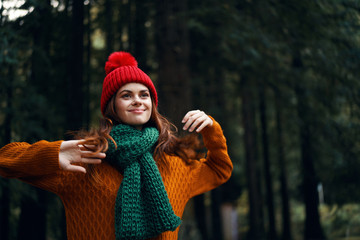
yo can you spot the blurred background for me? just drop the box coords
[1,0,360,239]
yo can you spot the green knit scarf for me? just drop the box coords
[106,124,181,240]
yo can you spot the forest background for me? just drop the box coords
[1,0,360,240]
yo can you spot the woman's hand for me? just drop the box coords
[59,140,106,173]
[182,110,213,133]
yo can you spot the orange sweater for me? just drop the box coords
[0,119,232,240]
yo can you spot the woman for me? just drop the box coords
[0,51,232,240]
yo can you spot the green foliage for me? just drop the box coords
[321,204,360,239]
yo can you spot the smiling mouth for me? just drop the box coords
[129,109,145,113]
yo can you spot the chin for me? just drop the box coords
[128,119,150,127]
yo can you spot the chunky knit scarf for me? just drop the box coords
[106,124,181,240]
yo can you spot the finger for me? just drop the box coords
[183,112,205,131]
[81,158,102,164]
[182,110,201,123]
[61,140,81,151]
[63,164,87,174]
[77,139,87,145]
[188,115,208,132]
[183,111,204,131]
[79,144,98,151]
[77,141,101,151]
[81,151,106,159]
[69,155,103,164]
[182,111,203,129]
[195,119,212,132]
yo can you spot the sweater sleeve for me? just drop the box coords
[188,117,233,198]
[0,140,65,193]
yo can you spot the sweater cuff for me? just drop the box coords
[200,116,226,148]
[36,140,63,172]
[200,116,222,137]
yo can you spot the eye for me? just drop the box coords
[121,93,131,99]
[141,92,150,98]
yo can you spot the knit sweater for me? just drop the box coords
[0,118,232,240]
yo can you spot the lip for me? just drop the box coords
[128,109,146,114]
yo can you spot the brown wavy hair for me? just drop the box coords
[76,94,204,179]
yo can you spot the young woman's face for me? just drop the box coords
[114,83,152,129]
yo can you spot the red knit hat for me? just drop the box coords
[100,51,158,115]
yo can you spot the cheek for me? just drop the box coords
[144,100,152,120]
[115,99,127,114]
[146,99,153,111]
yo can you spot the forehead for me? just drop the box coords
[117,83,149,93]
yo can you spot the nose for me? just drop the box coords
[132,96,142,105]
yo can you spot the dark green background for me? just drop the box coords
[1,0,360,239]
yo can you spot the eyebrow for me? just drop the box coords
[118,89,149,95]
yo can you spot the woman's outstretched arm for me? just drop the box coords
[0,140,105,178]
[0,140,63,179]
[181,111,233,198]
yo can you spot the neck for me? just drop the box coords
[134,125,142,130]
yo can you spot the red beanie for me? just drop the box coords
[100,51,158,116]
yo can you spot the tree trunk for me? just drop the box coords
[17,2,52,239]
[17,190,47,240]
[27,0,52,140]
[66,0,84,133]
[84,0,92,128]
[240,76,265,240]
[209,68,228,240]
[193,195,208,240]
[258,85,277,240]
[117,0,126,51]
[0,64,13,240]
[0,179,10,240]
[105,0,114,55]
[295,87,326,240]
[30,1,51,94]
[293,56,326,240]
[155,0,191,126]
[133,0,149,72]
[210,188,223,240]
[275,93,292,240]
[127,0,134,52]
